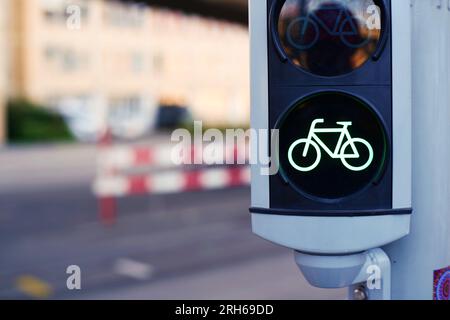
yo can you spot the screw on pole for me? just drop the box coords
[353,286,368,301]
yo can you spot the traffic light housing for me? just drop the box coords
[250,0,412,254]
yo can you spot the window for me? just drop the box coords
[103,2,146,28]
[131,53,145,74]
[41,0,89,24]
[44,46,89,72]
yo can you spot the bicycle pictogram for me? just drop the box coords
[286,3,372,50]
[288,118,374,172]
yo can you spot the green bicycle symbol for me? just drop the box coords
[288,119,374,172]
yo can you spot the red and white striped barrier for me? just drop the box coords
[98,142,249,170]
[94,138,250,225]
[93,166,250,197]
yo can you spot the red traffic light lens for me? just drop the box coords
[277,0,382,76]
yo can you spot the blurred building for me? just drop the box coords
[1,0,249,141]
[0,0,12,144]
[150,10,249,127]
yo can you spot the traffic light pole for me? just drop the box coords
[382,0,450,300]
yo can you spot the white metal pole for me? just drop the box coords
[383,0,450,300]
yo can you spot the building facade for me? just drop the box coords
[0,0,12,144]
[6,0,249,140]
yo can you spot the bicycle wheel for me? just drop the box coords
[288,139,321,172]
[339,17,372,49]
[340,138,374,172]
[286,17,320,51]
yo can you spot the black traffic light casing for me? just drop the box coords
[250,0,412,254]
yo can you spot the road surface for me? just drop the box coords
[0,143,345,299]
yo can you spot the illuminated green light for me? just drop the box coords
[288,119,374,172]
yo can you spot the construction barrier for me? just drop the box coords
[93,137,250,225]
[94,166,250,198]
[97,142,248,170]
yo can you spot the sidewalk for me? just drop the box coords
[83,252,346,300]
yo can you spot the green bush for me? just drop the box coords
[7,99,74,144]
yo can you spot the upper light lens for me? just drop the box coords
[278,0,382,76]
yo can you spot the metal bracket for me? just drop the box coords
[294,248,391,300]
[349,248,391,300]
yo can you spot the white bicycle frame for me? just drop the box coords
[288,118,374,172]
[303,119,359,159]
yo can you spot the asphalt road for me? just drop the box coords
[0,144,345,300]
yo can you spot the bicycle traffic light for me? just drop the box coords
[250,0,412,254]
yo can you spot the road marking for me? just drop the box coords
[16,275,53,299]
[114,258,155,281]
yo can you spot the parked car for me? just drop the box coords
[155,105,193,130]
